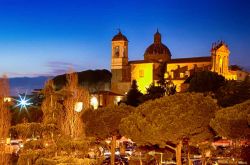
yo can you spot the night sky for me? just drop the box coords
[0,0,250,77]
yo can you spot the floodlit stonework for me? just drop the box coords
[111,30,247,94]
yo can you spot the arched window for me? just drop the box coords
[114,46,119,57]
[219,57,223,73]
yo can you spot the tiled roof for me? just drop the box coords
[169,56,211,63]
[129,60,156,64]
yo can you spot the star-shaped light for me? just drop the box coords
[15,93,32,110]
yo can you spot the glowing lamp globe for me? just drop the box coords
[90,96,98,110]
[74,102,83,112]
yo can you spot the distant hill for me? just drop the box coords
[53,69,112,92]
[9,76,50,96]
[8,69,112,96]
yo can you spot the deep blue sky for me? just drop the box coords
[0,0,249,77]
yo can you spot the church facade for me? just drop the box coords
[110,30,244,95]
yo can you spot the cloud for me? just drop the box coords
[4,72,51,78]
[3,61,85,78]
[45,61,82,76]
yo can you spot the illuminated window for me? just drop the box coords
[171,71,174,78]
[180,73,184,78]
[139,70,144,77]
[4,97,11,103]
[164,73,169,78]
[185,71,190,77]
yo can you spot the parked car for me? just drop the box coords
[104,148,120,157]
[102,156,123,165]
[10,139,23,154]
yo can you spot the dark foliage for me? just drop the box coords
[142,83,165,101]
[125,80,143,107]
[210,100,250,139]
[120,93,219,146]
[11,106,43,125]
[215,77,250,107]
[82,104,134,139]
[229,65,243,71]
[157,62,167,87]
[241,145,250,165]
[188,71,225,93]
[53,69,111,90]
[157,62,176,96]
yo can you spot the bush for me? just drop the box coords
[56,137,90,155]
[17,149,55,165]
[53,156,98,164]
[24,139,44,150]
[35,158,57,165]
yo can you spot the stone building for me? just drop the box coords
[110,30,246,95]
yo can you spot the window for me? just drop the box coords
[180,73,184,78]
[164,73,169,78]
[139,70,144,77]
[185,71,190,77]
[171,71,174,78]
[114,46,119,57]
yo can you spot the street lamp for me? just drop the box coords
[90,96,98,109]
[74,102,83,112]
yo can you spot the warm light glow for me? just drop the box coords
[131,63,154,94]
[4,97,11,103]
[74,102,83,112]
[115,96,122,104]
[105,139,111,144]
[90,96,98,109]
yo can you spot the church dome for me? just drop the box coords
[112,31,128,41]
[144,30,171,62]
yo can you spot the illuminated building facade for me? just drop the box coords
[111,30,246,94]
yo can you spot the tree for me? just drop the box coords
[188,71,225,93]
[229,65,243,71]
[53,69,111,91]
[0,75,11,138]
[210,100,250,140]
[142,83,166,101]
[15,74,92,164]
[125,80,143,107]
[210,100,250,163]
[83,104,134,165]
[41,80,63,141]
[10,122,43,140]
[215,77,250,107]
[157,62,167,87]
[0,75,11,165]
[61,72,89,139]
[11,106,43,125]
[157,62,176,96]
[120,93,219,165]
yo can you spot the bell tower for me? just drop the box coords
[211,41,230,77]
[111,30,130,94]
